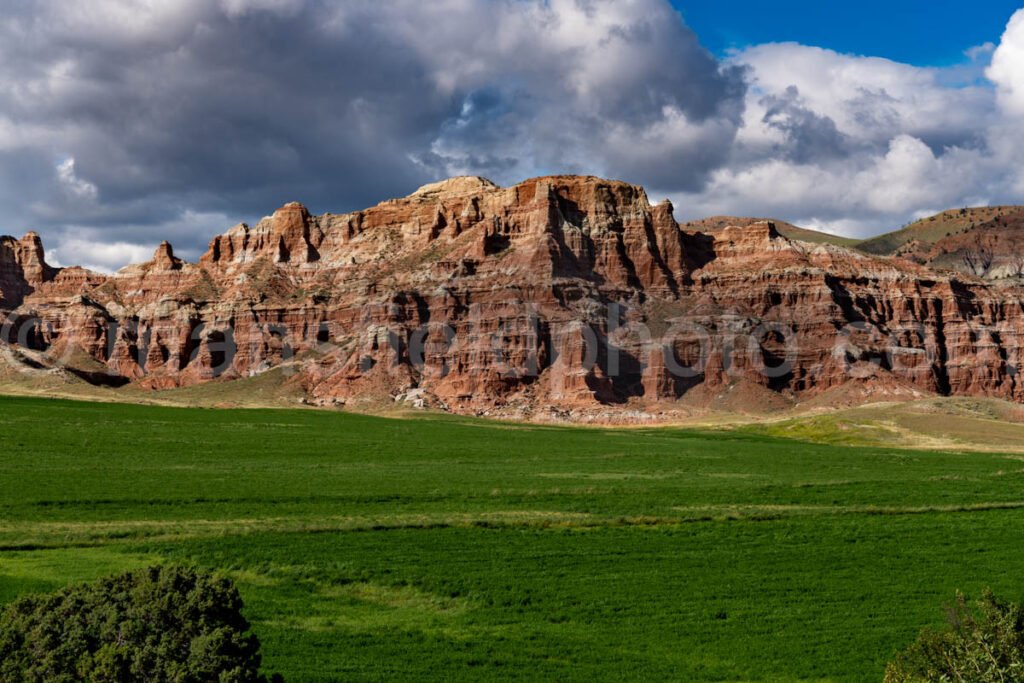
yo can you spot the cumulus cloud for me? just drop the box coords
[49,239,156,274]
[0,0,1022,265]
[757,86,849,164]
[398,0,746,189]
[672,22,1024,238]
[56,158,99,201]
[679,136,994,236]
[0,0,746,267]
[47,209,240,273]
[989,9,1024,115]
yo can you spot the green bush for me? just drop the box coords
[0,565,279,682]
[885,590,1024,682]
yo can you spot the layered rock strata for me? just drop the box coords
[4,175,1024,413]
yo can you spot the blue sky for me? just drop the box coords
[675,0,1022,65]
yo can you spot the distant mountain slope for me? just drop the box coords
[893,208,1024,278]
[682,216,860,247]
[858,206,1024,255]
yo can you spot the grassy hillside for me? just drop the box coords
[857,206,1024,255]
[683,207,1024,260]
[3,397,1024,680]
[683,216,862,248]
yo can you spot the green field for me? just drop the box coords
[2,397,1023,681]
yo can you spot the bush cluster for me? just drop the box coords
[0,565,278,682]
[886,590,1024,682]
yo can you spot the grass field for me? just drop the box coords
[2,396,1024,680]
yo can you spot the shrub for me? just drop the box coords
[0,565,279,683]
[885,590,1024,682]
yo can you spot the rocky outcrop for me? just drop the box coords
[896,210,1024,279]
[5,175,1024,417]
[0,232,55,310]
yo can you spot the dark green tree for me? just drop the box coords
[0,565,280,682]
[886,590,1024,682]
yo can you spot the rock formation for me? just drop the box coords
[4,175,1024,417]
[894,210,1024,279]
[0,232,55,310]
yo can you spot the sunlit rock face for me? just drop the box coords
[5,175,1024,416]
[0,232,55,310]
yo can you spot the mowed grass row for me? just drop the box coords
[1,396,1023,680]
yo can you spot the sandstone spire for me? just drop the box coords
[152,241,182,271]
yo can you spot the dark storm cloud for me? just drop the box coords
[418,0,748,190]
[760,86,849,163]
[0,2,453,215]
[3,1,1021,270]
[0,0,748,269]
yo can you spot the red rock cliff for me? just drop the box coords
[4,175,1024,415]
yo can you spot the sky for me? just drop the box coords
[1,1,1023,272]
[675,1,1024,66]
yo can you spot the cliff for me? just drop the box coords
[3,175,1024,417]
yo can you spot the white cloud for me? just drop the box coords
[989,9,1024,116]
[966,42,996,62]
[670,12,1024,236]
[733,43,995,154]
[49,239,153,274]
[390,0,746,189]
[46,209,234,272]
[56,157,98,201]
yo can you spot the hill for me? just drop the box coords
[682,215,861,247]
[891,208,1024,279]
[857,206,1024,255]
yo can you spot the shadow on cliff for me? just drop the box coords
[680,232,717,271]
